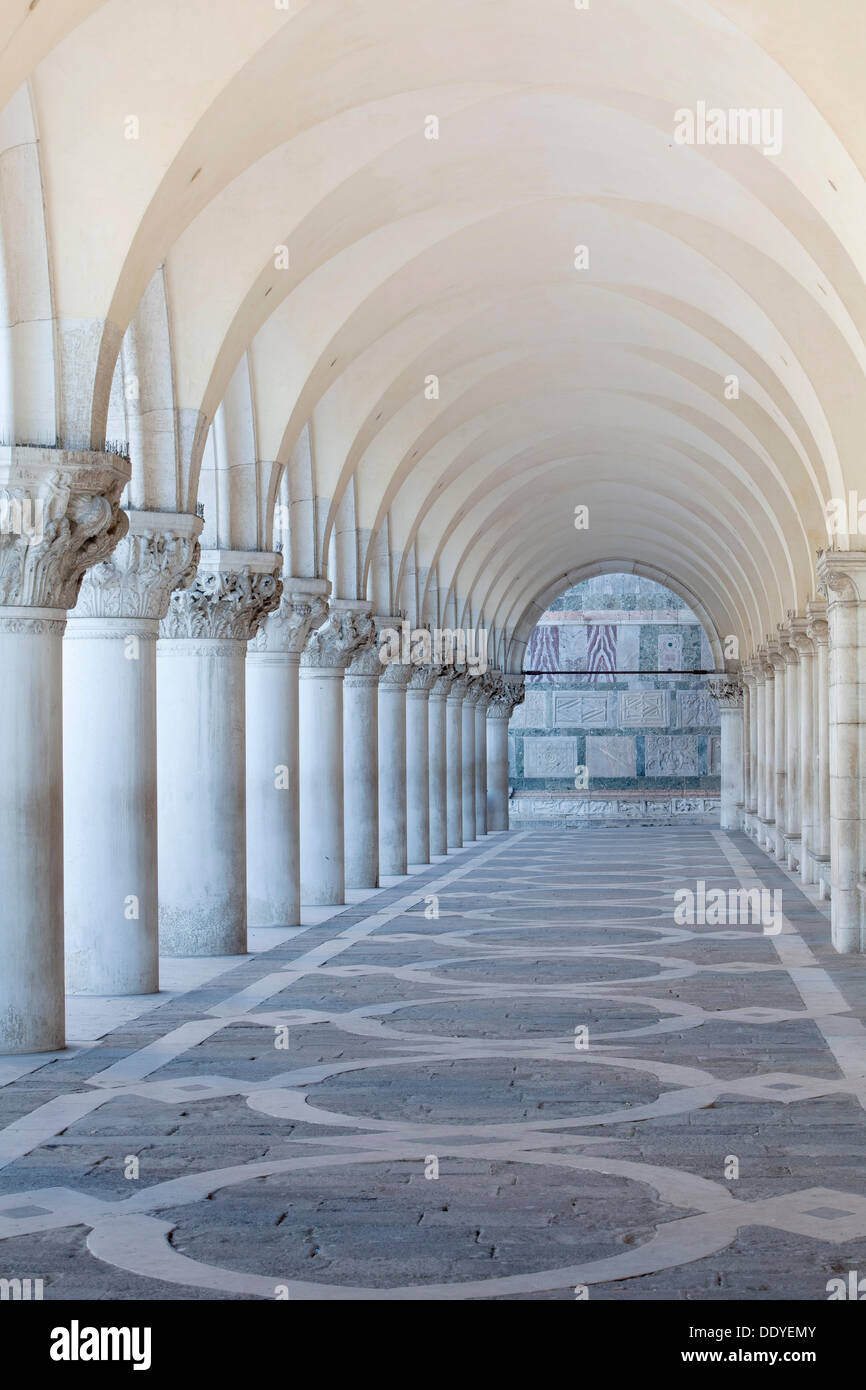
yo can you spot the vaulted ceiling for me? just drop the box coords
[1,0,864,667]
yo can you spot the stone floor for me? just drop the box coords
[3,826,866,1301]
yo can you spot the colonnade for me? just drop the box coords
[712,552,866,956]
[0,492,526,1055]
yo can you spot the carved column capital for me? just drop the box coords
[344,644,383,685]
[406,664,440,694]
[0,445,130,610]
[786,614,814,659]
[766,637,787,674]
[806,597,829,646]
[379,661,413,690]
[161,553,282,641]
[777,619,800,664]
[487,675,525,720]
[301,604,376,670]
[430,667,459,699]
[709,676,744,710]
[754,645,773,681]
[463,676,486,706]
[447,670,474,701]
[72,510,202,621]
[817,550,866,605]
[249,583,329,657]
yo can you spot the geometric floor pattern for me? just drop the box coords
[3,826,866,1300]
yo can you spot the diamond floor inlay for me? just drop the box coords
[2,826,866,1300]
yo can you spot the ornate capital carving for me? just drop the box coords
[709,676,743,709]
[380,661,413,690]
[161,566,282,642]
[806,597,829,646]
[250,589,329,656]
[785,614,813,659]
[765,637,786,673]
[0,446,130,610]
[72,510,202,621]
[301,606,375,669]
[447,671,474,700]
[344,644,383,683]
[430,667,459,698]
[754,646,773,681]
[487,675,525,720]
[777,620,799,663]
[464,677,486,706]
[407,664,440,693]
[817,550,866,605]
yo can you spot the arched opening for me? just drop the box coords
[510,571,722,827]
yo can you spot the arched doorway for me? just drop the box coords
[510,571,722,827]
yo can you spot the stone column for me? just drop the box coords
[158,554,282,955]
[461,679,481,843]
[768,638,787,859]
[446,673,469,848]
[743,662,758,818]
[64,511,201,994]
[299,603,375,906]
[343,634,380,890]
[757,647,776,849]
[817,554,866,953]
[475,675,493,838]
[428,669,454,856]
[808,599,831,887]
[779,622,801,868]
[0,445,129,1052]
[740,668,751,824]
[709,677,743,831]
[754,657,766,829]
[487,676,525,831]
[406,664,437,865]
[789,617,815,885]
[246,584,329,924]
[378,654,412,877]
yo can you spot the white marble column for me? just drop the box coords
[428,670,453,855]
[299,603,375,906]
[757,647,776,849]
[759,647,777,853]
[817,554,866,952]
[487,675,524,832]
[64,512,201,993]
[461,680,481,843]
[768,638,787,859]
[743,663,758,820]
[406,665,437,865]
[475,675,493,838]
[709,677,743,831]
[754,659,766,831]
[246,584,329,923]
[446,673,468,848]
[343,635,380,890]
[158,553,282,955]
[740,670,751,826]
[778,623,801,868]
[0,445,129,1052]
[808,600,831,888]
[378,654,412,877]
[789,618,815,885]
